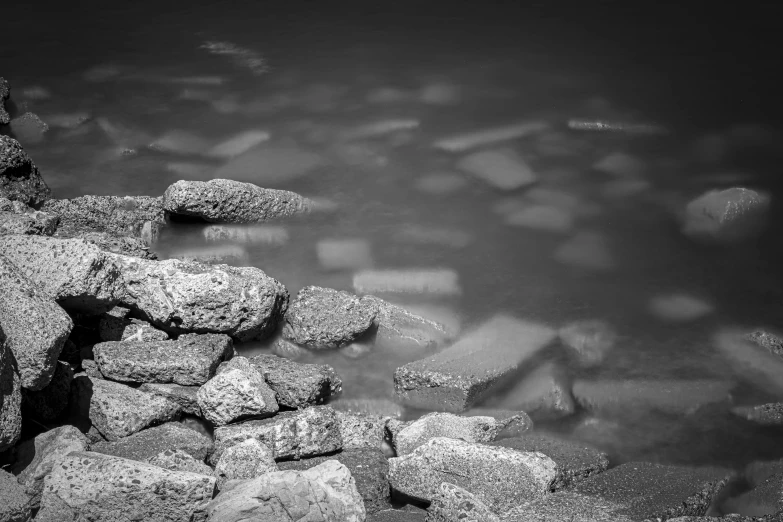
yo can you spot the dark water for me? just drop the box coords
[4,0,783,483]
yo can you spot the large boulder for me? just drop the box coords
[146,449,214,476]
[214,438,278,489]
[682,187,770,244]
[0,135,51,207]
[0,254,73,389]
[113,253,288,341]
[36,451,216,522]
[0,468,32,522]
[394,412,504,456]
[248,353,342,408]
[0,326,22,452]
[90,422,214,463]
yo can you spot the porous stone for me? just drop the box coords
[21,360,73,420]
[336,410,386,450]
[366,296,454,351]
[463,408,535,437]
[0,329,22,452]
[214,438,278,489]
[197,356,278,425]
[0,254,73,389]
[426,482,500,522]
[0,77,9,125]
[0,135,50,206]
[99,306,169,341]
[163,178,312,223]
[90,422,214,462]
[682,187,770,244]
[139,382,202,416]
[395,412,504,456]
[283,286,378,349]
[146,448,214,476]
[370,509,427,522]
[0,468,32,522]
[0,209,58,235]
[36,451,216,522]
[248,353,342,408]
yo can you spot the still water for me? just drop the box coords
[3,0,783,473]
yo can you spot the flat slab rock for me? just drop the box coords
[99,306,169,342]
[90,421,214,462]
[249,353,342,408]
[147,448,215,476]
[214,438,278,489]
[0,134,51,207]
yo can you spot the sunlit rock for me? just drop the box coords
[0,469,32,522]
[494,362,575,418]
[434,121,550,152]
[0,207,57,236]
[554,231,614,271]
[139,383,201,416]
[353,269,461,296]
[90,422,214,463]
[504,204,574,233]
[414,171,468,194]
[208,130,270,158]
[214,438,278,489]
[592,151,646,177]
[145,449,213,476]
[317,238,374,270]
[0,135,51,206]
[248,353,342,408]
[558,319,618,367]
[204,224,289,245]
[457,148,538,190]
[394,412,504,456]
[170,244,250,264]
[681,187,770,244]
[648,293,714,322]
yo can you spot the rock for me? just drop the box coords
[90,422,214,462]
[248,353,342,408]
[0,209,58,235]
[197,356,278,425]
[367,297,454,351]
[150,130,212,155]
[272,337,308,359]
[9,112,49,144]
[353,269,461,296]
[331,398,405,419]
[0,77,9,125]
[0,236,125,314]
[206,459,365,521]
[98,306,169,342]
[0,328,22,452]
[434,121,550,153]
[648,293,714,322]
[395,412,504,456]
[558,319,618,367]
[714,329,783,396]
[114,253,288,341]
[214,438,278,488]
[41,112,91,129]
[394,315,556,412]
[163,178,312,223]
[211,405,342,464]
[393,224,472,249]
[139,383,202,416]
[682,187,770,244]
[21,361,73,420]
[71,374,181,440]
[317,238,374,270]
[388,437,557,515]
[170,244,249,265]
[36,451,216,522]
[12,425,89,508]
[0,254,73,389]
[146,448,214,476]
[0,135,50,207]
[723,471,783,517]
[94,333,233,385]
[457,148,537,190]
[59,230,158,259]
[336,410,386,450]
[490,434,609,489]
[426,482,500,522]
[0,469,32,522]
[494,362,575,419]
[731,403,783,425]
[746,329,783,356]
[283,286,378,349]
[502,491,635,522]
[203,224,289,245]
[414,172,468,195]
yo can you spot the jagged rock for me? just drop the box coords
[0,236,125,314]
[682,187,771,244]
[0,327,22,452]
[139,383,202,416]
[746,329,783,356]
[0,135,50,206]
[36,451,216,522]
[0,209,58,235]
[90,422,214,462]
[98,306,169,341]
[146,448,214,476]
[206,460,365,522]
[9,112,49,144]
[0,254,73,389]
[0,469,32,522]
[197,356,278,425]
[502,491,635,522]
[113,253,288,341]
[0,77,9,125]
[163,178,312,223]
[12,425,89,508]
[333,411,386,451]
[395,412,503,456]
[214,438,278,489]
[21,360,73,420]
[426,482,500,522]
[248,353,342,408]
[283,286,378,349]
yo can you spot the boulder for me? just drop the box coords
[0,77,9,124]
[0,135,50,206]
[283,286,378,349]
[502,491,636,522]
[163,178,312,223]
[337,411,387,451]
[248,353,342,408]
[98,306,169,341]
[214,438,278,489]
[139,383,202,416]
[90,422,214,463]
[426,482,500,522]
[0,469,32,522]
[0,209,58,235]
[21,360,73,420]
[36,451,216,522]
[205,460,365,522]
[198,356,279,425]
[394,412,504,456]
[146,448,214,476]
[0,328,22,452]
[0,254,73,389]
[682,187,770,244]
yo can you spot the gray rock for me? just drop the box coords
[0,77,9,125]
[0,235,125,314]
[90,422,214,462]
[394,315,556,412]
[370,509,427,522]
[248,353,342,408]
[81,358,104,380]
[283,286,378,349]
[337,410,386,450]
[139,383,202,416]
[71,374,181,440]
[114,253,288,341]
[331,398,404,419]
[426,482,500,522]
[212,405,342,464]
[205,460,365,522]
[163,178,312,223]
[682,187,771,244]
[0,328,22,452]
[0,254,73,389]
[0,469,32,522]
[198,356,278,425]
[146,448,214,476]
[745,329,783,357]
[0,209,58,235]
[495,362,575,419]
[558,319,618,367]
[388,437,557,515]
[395,412,504,456]
[9,112,49,144]
[502,491,636,522]
[12,425,89,508]
[59,230,157,259]
[490,434,609,489]
[99,306,169,341]
[0,135,50,207]
[36,451,216,522]
[462,408,534,438]
[366,296,455,351]
[214,438,278,489]
[271,337,308,359]
[731,403,783,426]
[94,333,233,385]
[21,360,73,421]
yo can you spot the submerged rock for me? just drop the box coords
[648,293,714,322]
[682,187,770,244]
[714,328,783,396]
[457,148,538,190]
[317,238,374,270]
[367,296,455,351]
[248,353,342,408]
[427,482,500,522]
[494,362,575,419]
[214,438,278,489]
[434,121,550,153]
[353,269,461,296]
[146,448,214,476]
[9,112,49,144]
[91,421,214,463]
[394,412,504,456]
[558,319,618,367]
[731,403,783,426]
[98,306,169,342]
[0,135,51,207]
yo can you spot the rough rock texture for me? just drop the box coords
[21,360,73,420]
[395,412,504,456]
[731,403,783,425]
[60,230,158,259]
[0,254,73,389]
[12,425,89,508]
[370,509,427,522]
[0,235,125,314]
[490,434,609,490]
[248,353,342,408]
[146,448,214,476]
[90,422,214,462]
[336,411,386,450]
[99,306,169,341]
[212,406,342,464]
[0,209,58,235]
[426,482,500,522]
[388,437,557,515]
[0,328,22,451]
[503,491,636,522]
[71,374,181,440]
[214,438,278,489]
[0,77,9,124]
[497,362,575,419]
[205,460,365,522]
[113,253,288,341]
[0,468,32,522]
[283,286,378,349]
[278,448,391,514]
[682,187,770,244]
[139,382,202,416]
[36,451,216,522]
[94,333,233,385]
[0,135,51,207]
[367,296,455,351]
[163,178,312,223]
[332,398,404,420]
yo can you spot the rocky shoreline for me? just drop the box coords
[2,76,782,522]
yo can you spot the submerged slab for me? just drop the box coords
[457,148,538,190]
[433,121,550,152]
[353,269,461,296]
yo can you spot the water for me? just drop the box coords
[4,0,783,484]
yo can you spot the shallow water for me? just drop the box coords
[4,0,783,479]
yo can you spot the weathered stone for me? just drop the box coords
[203,224,289,245]
[0,235,125,314]
[0,135,50,207]
[0,77,9,125]
[0,468,32,522]
[139,383,202,416]
[206,460,365,522]
[81,358,104,379]
[12,425,89,508]
[163,178,312,223]
[283,286,378,349]
[9,112,49,144]
[426,482,500,522]
[0,254,73,389]
[94,333,233,385]
[366,296,454,351]
[337,410,386,450]
[463,408,535,437]
[99,306,169,341]
[36,451,215,522]
[90,422,214,462]
[0,209,58,235]
[113,253,288,341]
[198,356,278,425]
[558,319,617,367]
[388,437,557,515]
[214,438,278,489]
[71,374,181,441]
[331,398,404,419]
[496,362,575,419]
[682,187,770,244]
[146,448,214,476]
[21,360,73,420]
[395,412,503,456]
[171,244,249,265]
[59,230,158,259]
[212,406,342,464]
[272,337,308,359]
[248,353,342,408]
[0,328,22,452]
[394,315,556,412]
[731,403,783,426]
